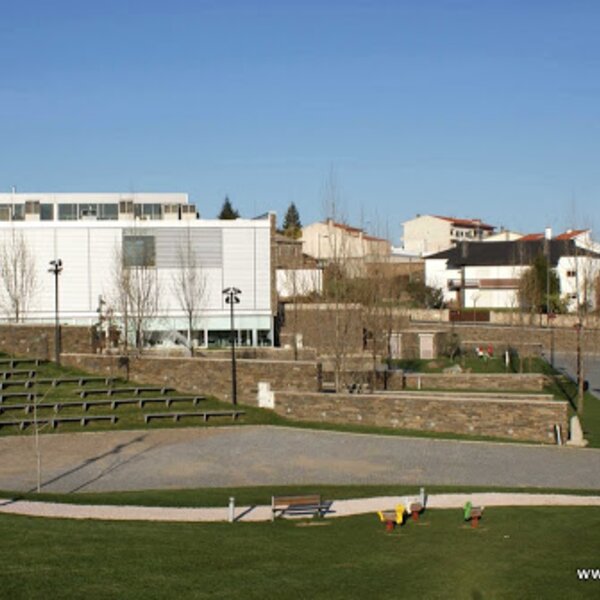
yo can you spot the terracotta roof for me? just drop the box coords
[324,220,390,243]
[434,215,495,230]
[519,233,545,241]
[554,229,588,240]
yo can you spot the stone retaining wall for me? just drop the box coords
[61,353,322,405]
[395,372,546,392]
[0,324,94,359]
[273,391,568,443]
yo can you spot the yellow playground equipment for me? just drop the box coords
[377,504,406,531]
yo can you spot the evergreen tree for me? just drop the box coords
[282,202,302,239]
[218,197,240,220]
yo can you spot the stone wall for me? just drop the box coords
[273,391,568,443]
[61,353,322,405]
[392,372,546,392]
[411,323,600,354]
[0,324,94,359]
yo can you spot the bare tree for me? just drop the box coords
[0,229,37,322]
[171,228,207,354]
[110,241,160,352]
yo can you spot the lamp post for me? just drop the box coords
[48,259,63,365]
[223,287,241,405]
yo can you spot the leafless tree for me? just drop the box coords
[110,243,160,352]
[0,229,37,322]
[171,228,206,354]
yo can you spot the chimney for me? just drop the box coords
[545,227,552,240]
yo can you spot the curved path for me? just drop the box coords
[1,426,599,493]
[1,493,599,523]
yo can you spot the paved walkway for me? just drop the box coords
[1,493,599,523]
[1,426,599,492]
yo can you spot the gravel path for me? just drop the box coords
[1,493,599,523]
[1,426,599,492]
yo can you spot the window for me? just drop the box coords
[119,200,134,214]
[12,204,24,221]
[58,204,77,220]
[79,204,98,218]
[41,204,54,220]
[134,203,162,220]
[123,235,156,267]
[566,270,576,278]
[98,203,118,220]
[0,204,11,221]
[25,200,40,215]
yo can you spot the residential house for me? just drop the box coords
[402,214,496,256]
[425,234,600,311]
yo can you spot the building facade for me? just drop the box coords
[402,214,496,256]
[0,193,274,348]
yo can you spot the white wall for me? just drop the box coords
[0,220,273,333]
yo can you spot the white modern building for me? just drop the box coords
[402,214,496,256]
[0,192,275,348]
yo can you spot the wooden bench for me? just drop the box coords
[138,396,205,409]
[0,392,36,402]
[77,386,174,398]
[143,410,245,424]
[271,494,328,521]
[0,414,118,430]
[48,376,117,387]
[1,369,36,380]
[0,379,38,390]
[0,358,42,368]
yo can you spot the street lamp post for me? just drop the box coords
[223,287,241,405]
[48,259,63,365]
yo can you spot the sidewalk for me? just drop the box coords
[1,493,599,523]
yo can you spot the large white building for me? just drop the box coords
[0,192,275,348]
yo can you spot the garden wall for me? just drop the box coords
[392,372,546,392]
[273,391,568,443]
[61,353,322,405]
[0,324,94,359]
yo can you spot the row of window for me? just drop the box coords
[0,203,197,221]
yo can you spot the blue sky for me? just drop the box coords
[1,0,599,244]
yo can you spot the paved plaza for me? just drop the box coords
[0,426,599,493]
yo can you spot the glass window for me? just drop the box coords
[58,204,77,220]
[98,204,118,220]
[0,204,11,221]
[41,204,54,220]
[123,235,156,267]
[12,204,24,221]
[79,204,98,218]
[257,330,272,347]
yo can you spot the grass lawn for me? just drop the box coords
[0,508,598,599]
[1,484,599,508]
[1,353,598,448]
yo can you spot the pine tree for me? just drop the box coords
[282,202,302,239]
[218,197,240,220]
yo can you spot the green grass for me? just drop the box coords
[390,356,551,374]
[1,353,598,449]
[1,484,598,508]
[0,508,598,599]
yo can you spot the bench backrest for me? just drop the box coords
[272,494,321,508]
